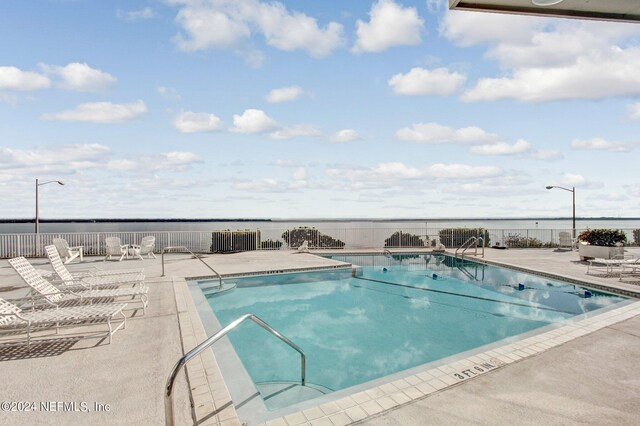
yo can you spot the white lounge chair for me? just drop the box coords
[8,257,149,314]
[45,245,145,289]
[0,297,126,350]
[130,236,156,260]
[587,256,640,275]
[558,232,576,250]
[52,238,84,264]
[620,262,640,281]
[104,237,128,262]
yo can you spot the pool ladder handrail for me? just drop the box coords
[161,245,222,288]
[455,236,485,260]
[165,313,306,426]
[383,249,393,258]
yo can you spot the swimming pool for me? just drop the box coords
[193,253,628,418]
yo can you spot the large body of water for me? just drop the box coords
[2,218,640,234]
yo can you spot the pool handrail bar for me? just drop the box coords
[161,245,222,287]
[383,249,393,258]
[455,236,485,259]
[164,313,306,426]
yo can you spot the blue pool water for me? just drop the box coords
[199,254,627,409]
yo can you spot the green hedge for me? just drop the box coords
[504,233,543,248]
[281,227,345,249]
[438,228,490,248]
[260,239,282,250]
[211,230,260,252]
[384,231,425,247]
[578,229,626,247]
[633,229,640,246]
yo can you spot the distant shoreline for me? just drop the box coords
[2,217,639,224]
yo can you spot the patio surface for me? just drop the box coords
[0,247,638,425]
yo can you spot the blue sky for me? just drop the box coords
[1,0,639,219]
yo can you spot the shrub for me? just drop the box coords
[577,229,627,247]
[633,229,640,246]
[260,239,282,250]
[281,227,345,249]
[384,231,425,248]
[438,228,490,248]
[211,230,260,252]
[504,233,543,248]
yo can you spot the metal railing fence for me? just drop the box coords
[1,227,639,258]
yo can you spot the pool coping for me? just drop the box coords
[174,254,640,426]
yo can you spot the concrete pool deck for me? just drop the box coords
[0,248,639,425]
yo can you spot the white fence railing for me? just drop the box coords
[1,227,638,258]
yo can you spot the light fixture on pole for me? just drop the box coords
[532,0,564,6]
[35,178,64,234]
[545,185,576,238]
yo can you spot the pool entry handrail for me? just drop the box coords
[164,313,306,426]
[455,236,485,259]
[161,245,222,287]
[383,249,393,258]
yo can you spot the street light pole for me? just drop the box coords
[35,178,65,253]
[545,185,576,239]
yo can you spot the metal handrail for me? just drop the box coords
[455,236,485,260]
[165,313,305,426]
[383,249,393,258]
[161,245,222,287]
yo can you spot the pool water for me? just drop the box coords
[200,254,627,409]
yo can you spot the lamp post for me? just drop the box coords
[546,185,575,238]
[35,178,64,234]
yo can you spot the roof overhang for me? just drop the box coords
[449,0,640,23]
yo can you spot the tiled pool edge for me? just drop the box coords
[174,260,640,426]
[173,277,243,426]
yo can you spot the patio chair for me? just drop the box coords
[52,238,84,264]
[0,297,127,350]
[619,262,640,282]
[104,237,128,262]
[130,236,157,260]
[297,240,310,253]
[558,232,576,250]
[45,245,145,289]
[586,256,640,276]
[8,257,149,314]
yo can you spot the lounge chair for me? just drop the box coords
[587,256,640,275]
[45,245,145,289]
[558,232,576,250]
[0,297,126,350]
[8,257,149,314]
[104,237,129,262]
[52,238,84,264]
[620,262,640,282]
[130,236,157,260]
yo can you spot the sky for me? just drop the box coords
[1,0,640,220]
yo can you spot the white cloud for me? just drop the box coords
[570,138,632,152]
[0,144,110,170]
[373,162,424,179]
[395,122,498,144]
[266,86,302,103]
[40,63,116,91]
[172,0,344,57]
[560,173,585,187]
[0,66,50,91]
[628,102,640,121]
[41,100,147,123]
[143,151,202,171]
[442,11,640,102]
[233,178,286,192]
[174,111,225,133]
[292,167,307,181]
[119,7,156,22]
[269,124,321,140]
[106,159,138,171]
[388,67,466,96]
[425,163,501,179]
[470,139,531,156]
[231,109,279,133]
[273,159,300,167]
[158,86,181,99]
[531,149,563,161]
[353,0,423,53]
[331,129,362,143]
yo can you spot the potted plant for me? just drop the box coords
[577,229,626,260]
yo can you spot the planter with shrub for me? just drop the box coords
[577,229,626,260]
[384,231,425,248]
[281,227,345,249]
